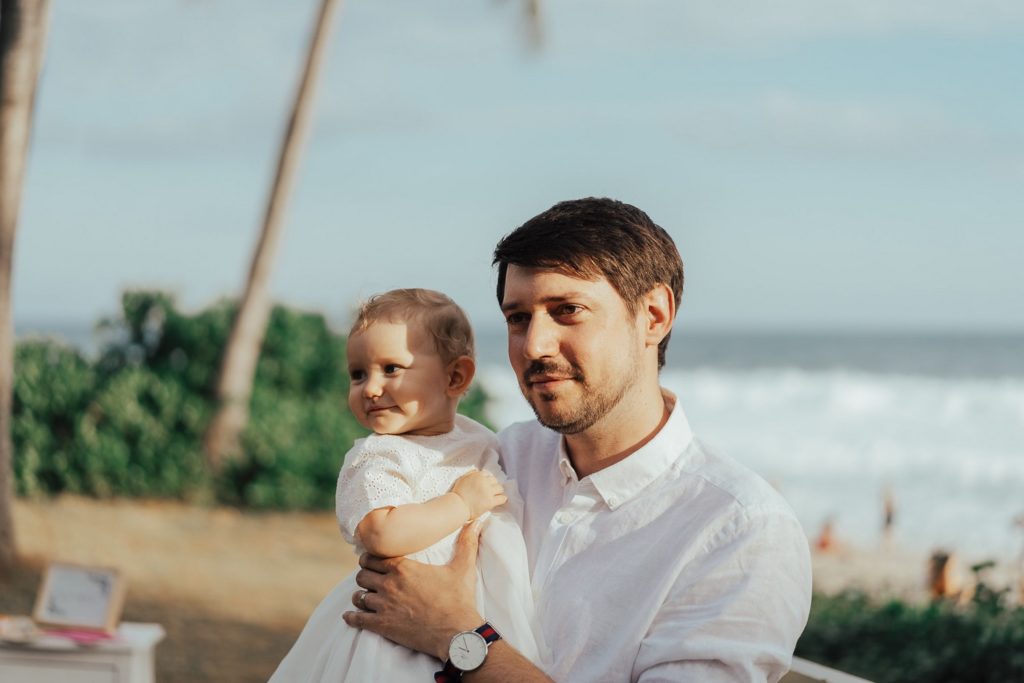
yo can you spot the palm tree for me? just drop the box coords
[523,0,543,52]
[205,0,543,470]
[203,0,341,469]
[0,0,52,570]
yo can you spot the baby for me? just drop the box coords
[269,288,542,682]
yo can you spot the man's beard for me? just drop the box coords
[523,356,639,435]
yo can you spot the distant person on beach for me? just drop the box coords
[269,289,543,682]
[1013,514,1024,603]
[342,198,812,681]
[816,516,837,553]
[882,486,896,547]
[927,549,971,603]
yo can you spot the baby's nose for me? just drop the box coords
[363,377,383,398]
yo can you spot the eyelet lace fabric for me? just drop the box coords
[336,415,506,554]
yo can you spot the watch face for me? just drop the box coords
[449,630,488,671]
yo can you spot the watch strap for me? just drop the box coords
[434,623,502,682]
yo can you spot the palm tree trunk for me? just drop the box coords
[524,0,543,52]
[203,0,341,470]
[0,0,52,571]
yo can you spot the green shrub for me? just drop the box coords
[74,369,209,498]
[797,570,1024,683]
[12,341,95,496]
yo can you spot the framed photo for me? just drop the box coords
[32,561,126,633]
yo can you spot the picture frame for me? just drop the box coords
[32,561,126,633]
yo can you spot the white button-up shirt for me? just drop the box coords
[498,393,812,682]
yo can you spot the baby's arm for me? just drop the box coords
[356,470,507,558]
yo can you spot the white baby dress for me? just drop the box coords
[268,415,543,682]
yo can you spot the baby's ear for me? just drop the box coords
[446,356,476,397]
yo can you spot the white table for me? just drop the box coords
[0,622,165,683]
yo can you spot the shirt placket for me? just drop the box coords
[532,477,599,600]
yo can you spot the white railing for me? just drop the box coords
[781,656,875,683]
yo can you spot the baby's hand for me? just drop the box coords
[451,470,507,519]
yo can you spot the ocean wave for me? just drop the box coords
[478,365,1024,560]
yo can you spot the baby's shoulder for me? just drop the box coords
[344,433,428,472]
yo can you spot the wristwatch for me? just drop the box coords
[433,622,502,682]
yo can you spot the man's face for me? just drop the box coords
[500,265,645,434]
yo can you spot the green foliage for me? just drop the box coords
[12,341,95,496]
[797,568,1024,683]
[75,369,209,498]
[13,290,494,510]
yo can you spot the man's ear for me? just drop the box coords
[641,283,675,349]
[446,356,476,397]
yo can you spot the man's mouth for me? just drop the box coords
[526,373,579,390]
[530,375,570,384]
[524,360,582,388]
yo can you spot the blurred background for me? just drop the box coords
[4,1,1024,681]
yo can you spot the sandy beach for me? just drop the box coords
[810,542,1020,601]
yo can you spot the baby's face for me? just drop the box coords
[346,320,454,436]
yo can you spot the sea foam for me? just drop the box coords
[480,365,1024,560]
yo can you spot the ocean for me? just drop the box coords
[477,329,1024,562]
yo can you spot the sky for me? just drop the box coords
[12,0,1024,337]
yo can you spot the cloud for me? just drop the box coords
[680,0,1024,40]
[664,92,1024,164]
[549,0,1024,48]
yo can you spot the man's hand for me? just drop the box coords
[344,520,485,661]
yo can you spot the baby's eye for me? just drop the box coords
[383,364,402,374]
[349,369,365,382]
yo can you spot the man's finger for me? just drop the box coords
[361,590,379,612]
[451,519,483,572]
[355,568,386,592]
[359,552,397,573]
[342,610,374,630]
[351,589,377,612]
[342,609,390,639]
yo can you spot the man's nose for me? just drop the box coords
[523,317,559,359]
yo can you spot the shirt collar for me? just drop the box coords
[556,390,694,510]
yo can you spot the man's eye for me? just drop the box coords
[349,370,365,382]
[557,304,583,316]
[505,312,528,326]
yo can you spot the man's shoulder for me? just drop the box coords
[496,419,557,470]
[675,437,799,528]
[499,418,561,444]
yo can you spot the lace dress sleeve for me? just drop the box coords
[335,436,424,546]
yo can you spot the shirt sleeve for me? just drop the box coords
[634,507,812,683]
[335,436,424,547]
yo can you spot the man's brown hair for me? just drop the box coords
[350,288,474,365]
[493,197,683,368]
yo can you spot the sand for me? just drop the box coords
[811,539,1021,602]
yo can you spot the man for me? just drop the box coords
[344,198,812,681]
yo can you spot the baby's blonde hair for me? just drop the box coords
[350,289,475,365]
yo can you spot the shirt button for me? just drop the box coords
[607,496,617,507]
[556,512,572,524]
